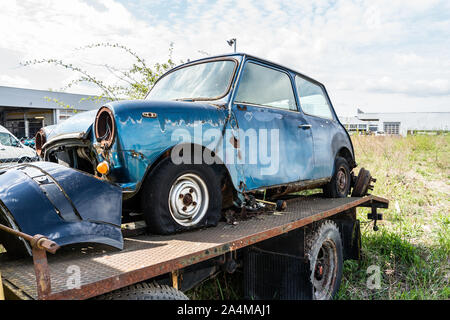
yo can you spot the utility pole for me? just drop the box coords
[227,38,236,53]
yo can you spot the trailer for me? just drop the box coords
[0,194,388,300]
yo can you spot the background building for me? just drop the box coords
[340,109,450,136]
[0,86,104,139]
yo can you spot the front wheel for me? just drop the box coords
[323,156,351,198]
[141,158,222,234]
[96,282,189,300]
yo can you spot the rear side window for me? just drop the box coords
[296,76,333,119]
[235,62,296,111]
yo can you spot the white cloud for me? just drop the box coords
[0,75,30,87]
[0,0,449,114]
[364,77,450,97]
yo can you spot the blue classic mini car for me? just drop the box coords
[0,53,356,255]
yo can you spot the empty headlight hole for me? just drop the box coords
[95,107,115,148]
[35,129,47,157]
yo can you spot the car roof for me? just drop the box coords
[177,53,325,87]
[0,125,11,134]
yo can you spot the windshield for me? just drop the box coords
[0,132,20,147]
[146,60,236,101]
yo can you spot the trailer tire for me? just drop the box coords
[95,282,189,300]
[141,157,222,234]
[305,220,343,300]
[323,156,351,198]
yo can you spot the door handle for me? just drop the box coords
[298,124,312,130]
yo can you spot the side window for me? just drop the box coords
[296,76,333,119]
[10,134,20,147]
[235,62,296,111]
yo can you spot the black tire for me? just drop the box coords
[18,157,32,163]
[323,156,351,198]
[305,220,343,300]
[141,158,222,234]
[95,282,189,300]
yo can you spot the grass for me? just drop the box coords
[336,134,449,299]
[1,135,447,299]
[187,135,450,300]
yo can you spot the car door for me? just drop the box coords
[230,61,314,190]
[295,75,335,179]
[0,139,6,164]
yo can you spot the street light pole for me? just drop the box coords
[227,38,236,53]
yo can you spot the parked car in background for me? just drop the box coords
[20,137,36,148]
[35,53,356,236]
[0,126,38,166]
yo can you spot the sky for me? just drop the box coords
[0,0,449,116]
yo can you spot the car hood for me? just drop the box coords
[22,145,37,157]
[107,99,227,120]
[44,109,98,142]
[44,99,227,143]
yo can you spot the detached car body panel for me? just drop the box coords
[0,162,123,256]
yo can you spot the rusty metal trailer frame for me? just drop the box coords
[0,195,388,300]
[0,272,4,300]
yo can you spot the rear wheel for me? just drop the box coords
[305,221,343,300]
[323,156,351,198]
[141,158,222,234]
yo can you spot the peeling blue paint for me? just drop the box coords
[41,53,354,199]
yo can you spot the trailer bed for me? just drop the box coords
[0,195,388,300]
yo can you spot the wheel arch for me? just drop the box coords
[132,143,237,209]
[335,146,356,169]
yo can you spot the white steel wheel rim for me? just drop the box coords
[168,173,209,227]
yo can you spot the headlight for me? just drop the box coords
[94,107,116,149]
[35,129,46,157]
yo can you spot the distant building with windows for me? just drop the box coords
[0,86,104,139]
[339,109,450,136]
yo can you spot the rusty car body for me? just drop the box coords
[0,53,356,254]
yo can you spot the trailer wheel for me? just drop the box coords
[323,156,351,198]
[95,282,189,300]
[305,221,343,300]
[141,157,222,234]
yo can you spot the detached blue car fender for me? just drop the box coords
[0,162,123,257]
